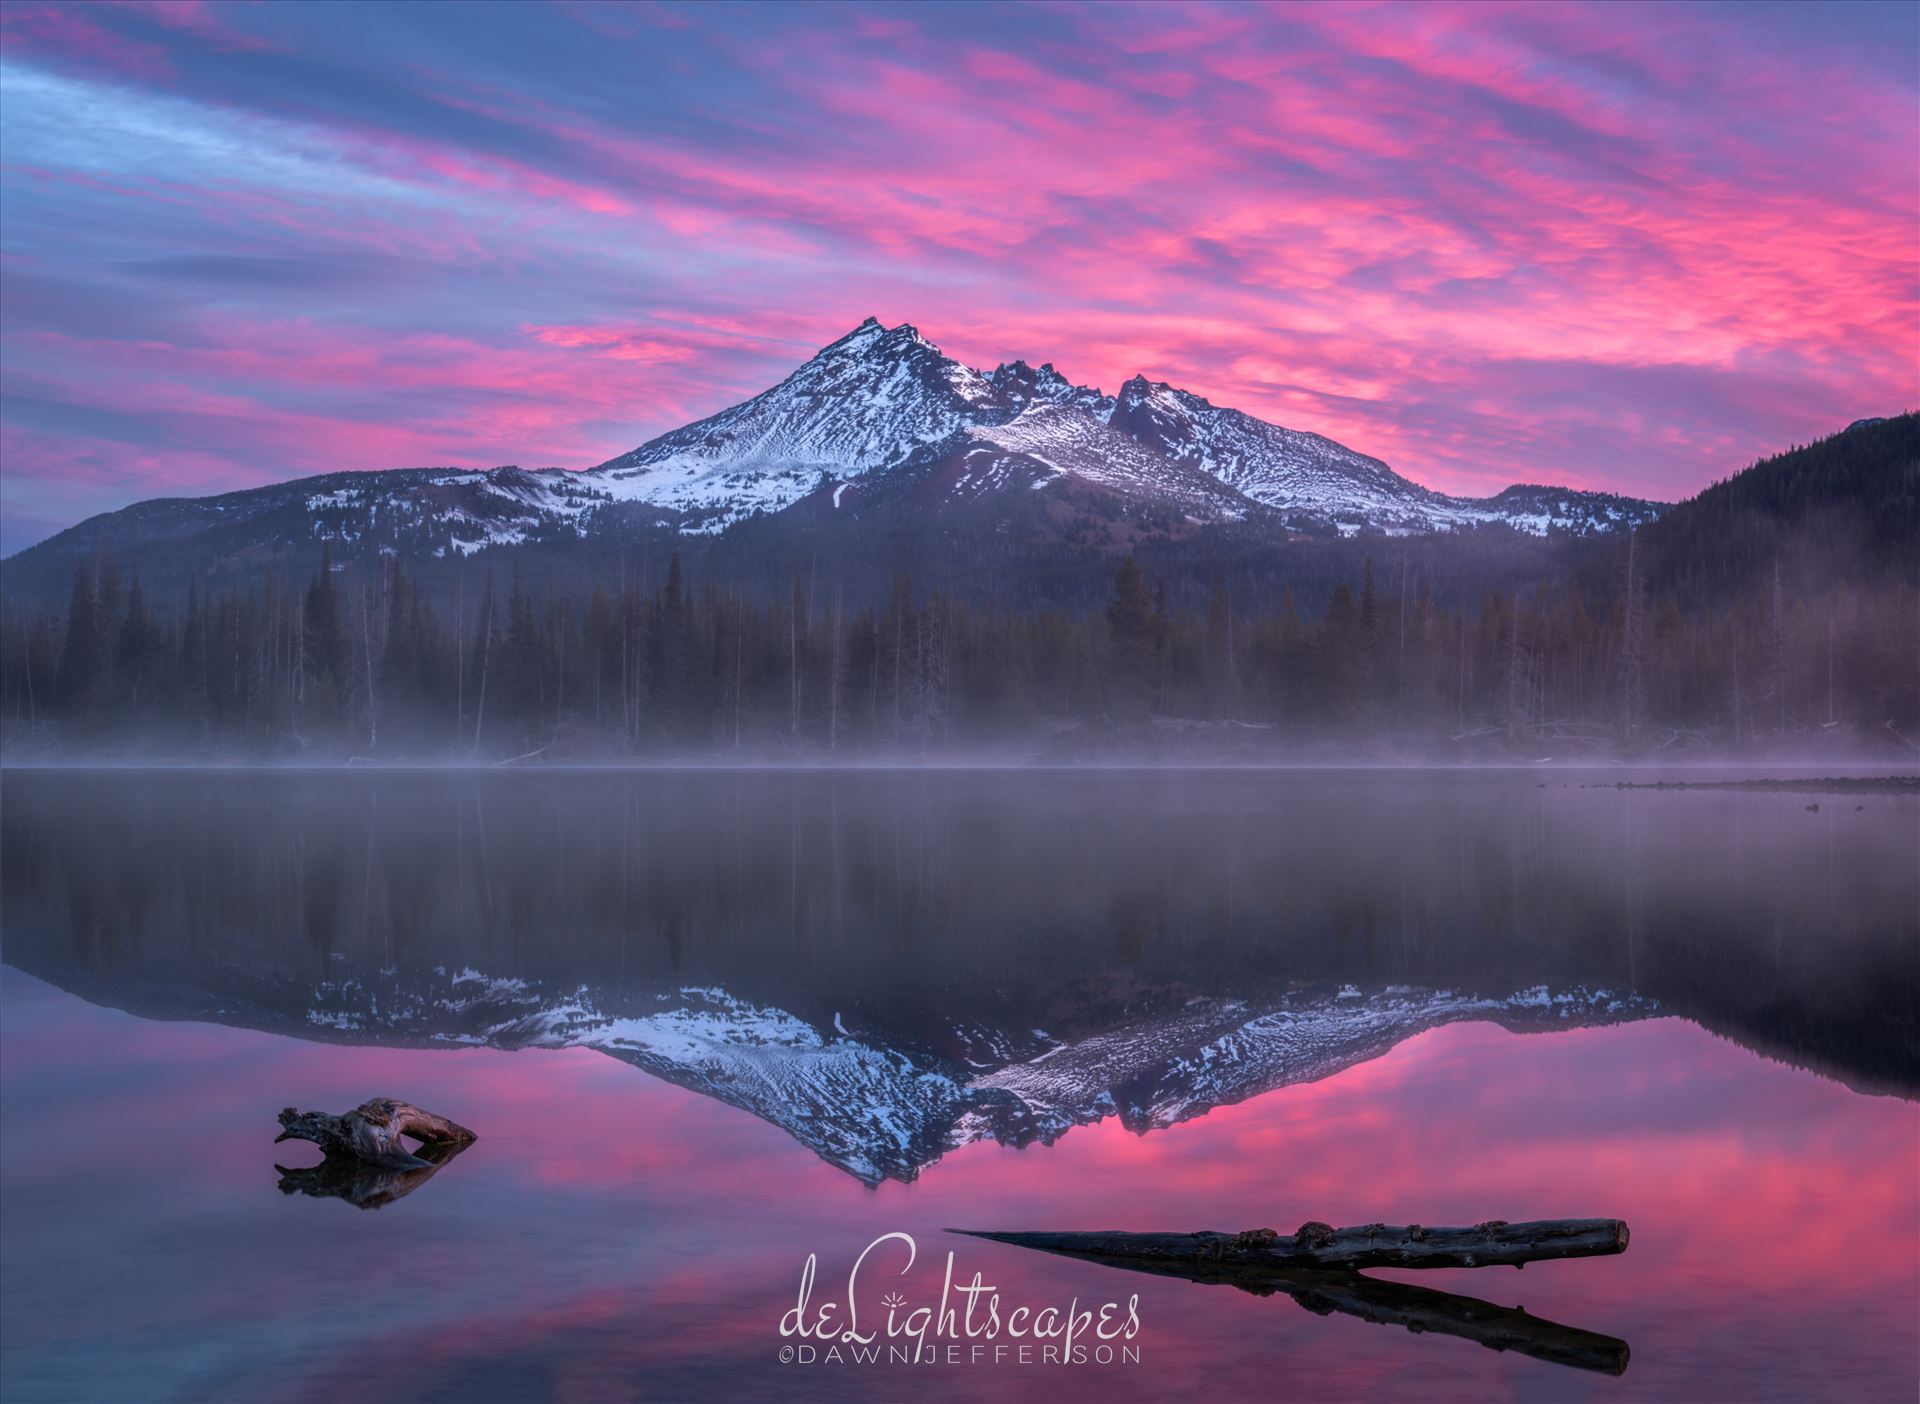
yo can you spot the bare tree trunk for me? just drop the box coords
[472,590,492,752]
[1768,556,1786,733]
[361,584,377,748]
[1397,555,1408,690]
[828,586,844,751]
[892,596,904,740]
[1506,592,1525,741]
[1826,602,1836,725]
[292,600,304,731]
[553,597,565,742]
[1620,529,1644,740]
[20,617,33,724]
[1455,610,1467,732]
[1732,649,1743,745]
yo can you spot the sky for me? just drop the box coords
[0,1,1915,555]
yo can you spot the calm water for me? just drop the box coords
[1,769,1915,1402]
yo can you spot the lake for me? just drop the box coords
[1,769,1915,1402]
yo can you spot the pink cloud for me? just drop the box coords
[2,0,1915,546]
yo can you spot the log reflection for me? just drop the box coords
[274,1139,471,1211]
[963,1234,1631,1376]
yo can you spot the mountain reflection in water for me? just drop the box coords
[2,768,1916,1403]
[3,770,1912,1183]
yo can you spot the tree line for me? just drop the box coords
[3,532,1913,759]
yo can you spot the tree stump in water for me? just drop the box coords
[274,1098,476,1171]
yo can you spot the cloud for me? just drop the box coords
[2,1,1916,549]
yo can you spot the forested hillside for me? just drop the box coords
[3,539,1911,761]
[4,414,1913,761]
[1639,413,1919,598]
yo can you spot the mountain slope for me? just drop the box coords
[1638,411,1920,597]
[591,319,1004,530]
[0,956,1652,1185]
[1106,375,1661,535]
[2,317,1670,600]
[580,321,1661,537]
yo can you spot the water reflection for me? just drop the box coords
[2,967,1915,1401]
[965,1238,1633,1376]
[2,770,1916,1400]
[276,1138,471,1211]
[3,770,1913,1181]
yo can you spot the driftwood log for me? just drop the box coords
[956,1221,1631,1375]
[274,1098,476,1171]
[958,1219,1627,1272]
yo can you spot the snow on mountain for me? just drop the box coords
[1462,483,1663,536]
[460,984,970,1184]
[969,984,1644,1144]
[1102,375,1663,536]
[987,359,1115,418]
[1106,374,1434,527]
[591,318,1003,531]
[274,968,1649,1185]
[6,318,1666,581]
[308,466,607,556]
[581,320,1660,537]
[934,402,1254,519]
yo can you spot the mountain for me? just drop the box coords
[581,317,1664,537]
[285,977,1660,1185]
[1637,411,1920,598]
[1,319,1664,598]
[3,955,1650,1185]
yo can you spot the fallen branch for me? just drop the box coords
[275,1098,477,1171]
[956,1218,1628,1272]
[494,740,555,767]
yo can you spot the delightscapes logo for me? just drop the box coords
[777,1232,1143,1367]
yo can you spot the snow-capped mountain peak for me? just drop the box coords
[1110,373,1209,443]
[6,318,1670,581]
[590,318,1001,529]
[988,360,1112,417]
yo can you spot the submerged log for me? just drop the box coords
[957,1218,1627,1272]
[956,1222,1633,1375]
[274,1098,476,1171]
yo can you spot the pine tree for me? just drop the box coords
[302,546,348,727]
[1205,579,1237,719]
[55,562,102,718]
[1105,555,1157,717]
[116,568,151,710]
